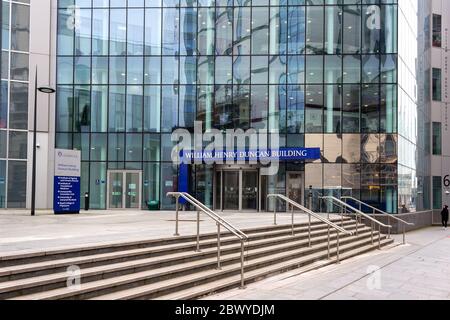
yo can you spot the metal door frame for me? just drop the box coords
[286,171,305,207]
[106,170,142,210]
[214,166,259,212]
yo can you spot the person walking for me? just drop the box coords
[441,205,449,230]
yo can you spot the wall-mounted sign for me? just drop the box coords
[53,149,81,214]
[180,148,321,163]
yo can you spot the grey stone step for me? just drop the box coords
[10,230,386,300]
[0,217,352,268]
[0,219,359,281]
[0,224,370,298]
[90,237,394,300]
[157,238,394,300]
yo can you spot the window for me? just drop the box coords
[432,68,442,101]
[432,122,442,155]
[433,176,442,210]
[432,14,442,47]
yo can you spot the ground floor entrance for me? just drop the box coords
[107,170,142,210]
[214,168,259,212]
[213,166,305,212]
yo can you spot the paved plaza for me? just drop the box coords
[1,210,449,300]
[203,227,450,300]
[0,209,332,254]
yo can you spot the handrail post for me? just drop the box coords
[308,213,311,247]
[291,204,294,236]
[378,224,381,250]
[403,224,406,245]
[273,200,277,226]
[196,210,201,252]
[174,196,180,236]
[387,216,391,239]
[240,240,246,289]
[217,223,221,270]
[355,213,359,237]
[371,221,374,245]
[336,231,340,264]
[327,224,330,259]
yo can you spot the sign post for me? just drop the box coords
[53,149,81,214]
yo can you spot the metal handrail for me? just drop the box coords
[268,194,352,264]
[341,196,414,244]
[320,196,392,250]
[167,192,248,288]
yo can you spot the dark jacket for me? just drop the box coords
[442,208,449,221]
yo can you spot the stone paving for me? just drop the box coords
[0,209,338,254]
[1,210,448,300]
[203,227,450,300]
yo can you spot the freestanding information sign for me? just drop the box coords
[53,149,81,214]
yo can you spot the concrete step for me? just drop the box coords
[0,224,369,298]
[9,230,387,300]
[157,238,394,300]
[91,237,394,300]
[0,220,359,282]
[0,217,352,268]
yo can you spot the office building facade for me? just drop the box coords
[0,0,435,214]
[419,0,450,210]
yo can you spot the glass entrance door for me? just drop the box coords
[287,172,304,207]
[223,171,239,210]
[107,171,142,209]
[242,171,258,210]
[108,172,123,209]
[215,169,259,211]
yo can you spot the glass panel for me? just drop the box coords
[0,160,5,208]
[126,173,141,209]
[92,9,109,55]
[198,7,215,55]
[143,162,160,208]
[109,86,126,132]
[8,131,27,159]
[305,6,323,54]
[287,172,303,206]
[223,171,239,211]
[127,9,144,55]
[9,82,28,129]
[343,5,360,54]
[91,86,108,132]
[7,161,27,208]
[0,81,7,128]
[145,8,162,55]
[10,52,29,81]
[109,172,123,209]
[110,9,127,55]
[75,9,91,55]
[242,171,258,210]
[2,2,10,50]
[11,3,30,52]
[180,7,197,55]
[144,86,161,132]
[162,8,179,55]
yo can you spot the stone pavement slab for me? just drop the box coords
[0,210,339,254]
[203,227,450,300]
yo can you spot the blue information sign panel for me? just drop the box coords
[53,149,81,214]
[54,176,81,213]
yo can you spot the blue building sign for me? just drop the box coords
[53,149,81,214]
[178,148,321,203]
[180,148,321,163]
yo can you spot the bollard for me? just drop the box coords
[84,192,89,211]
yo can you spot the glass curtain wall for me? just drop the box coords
[1,0,30,208]
[56,0,400,212]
